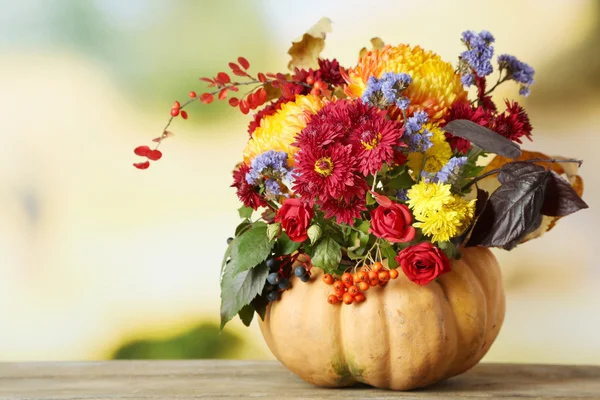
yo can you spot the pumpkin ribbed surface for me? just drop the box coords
[259,246,505,390]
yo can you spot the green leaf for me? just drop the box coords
[380,243,398,268]
[366,192,376,205]
[275,232,301,255]
[235,220,252,237]
[355,220,370,235]
[221,241,233,274]
[387,169,415,190]
[251,295,269,321]
[220,263,269,330]
[238,205,253,219]
[311,237,342,274]
[438,241,461,260]
[232,224,275,275]
[238,304,254,327]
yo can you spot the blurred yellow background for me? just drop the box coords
[0,0,598,363]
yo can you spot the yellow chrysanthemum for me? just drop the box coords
[345,44,467,123]
[407,123,453,174]
[413,195,476,243]
[406,181,454,220]
[243,94,325,166]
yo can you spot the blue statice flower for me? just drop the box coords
[245,150,293,196]
[265,179,282,195]
[433,156,468,183]
[404,110,432,152]
[396,189,409,202]
[459,30,495,86]
[361,72,412,109]
[497,54,535,96]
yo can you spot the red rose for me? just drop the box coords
[395,242,451,285]
[275,199,314,242]
[368,192,416,243]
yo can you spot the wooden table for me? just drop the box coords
[0,361,599,399]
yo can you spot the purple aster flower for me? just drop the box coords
[459,29,496,86]
[497,54,535,97]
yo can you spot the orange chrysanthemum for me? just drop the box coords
[243,94,325,166]
[344,44,467,123]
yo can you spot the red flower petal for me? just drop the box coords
[133,161,150,170]
[134,145,150,157]
[218,89,228,100]
[146,150,162,161]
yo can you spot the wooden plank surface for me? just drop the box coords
[0,361,599,399]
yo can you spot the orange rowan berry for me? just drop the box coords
[341,273,353,286]
[342,293,354,305]
[378,270,390,283]
[333,280,344,292]
[389,269,399,279]
[322,274,334,285]
[372,262,383,272]
[348,286,359,296]
[370,277,379,287]
[353,273,361,283]
[358,281,370,291]
[327,294,339,305]
[379,280,387,287]
[357,271,368,282]
[368,270,378,281]
[354,293,366,303]
[361,265,370,272]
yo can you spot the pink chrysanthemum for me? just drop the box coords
[293,143,359,203]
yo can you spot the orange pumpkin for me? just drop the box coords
[259,246,504,390]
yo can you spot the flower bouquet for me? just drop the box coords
[134,19,588,390]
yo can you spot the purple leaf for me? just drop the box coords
[443,119,522,158]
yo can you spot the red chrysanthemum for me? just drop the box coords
[444,101,493,154]
[491,100,533,144]
[293,143,360,203]
[317,58,347,87]
[320,188,368,225]
[231,163,267,210]
[351,117,404,175]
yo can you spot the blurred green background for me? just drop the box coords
[0,0,598,363]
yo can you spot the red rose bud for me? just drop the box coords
[395,242,451,285]
[369,200,416,243]
[275,199,314,243]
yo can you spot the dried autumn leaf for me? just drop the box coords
[359,37,385,58]
[287,17,332,70]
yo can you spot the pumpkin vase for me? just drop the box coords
[259,246,505,390]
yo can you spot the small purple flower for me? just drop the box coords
[433,157,468,183]
[265,179,282,195]
[459,29,495,86]
[404,111,432,152]
[246,150,292,188]
[497,54,535,97]
[361,72,412,108]
[396,189,409,202]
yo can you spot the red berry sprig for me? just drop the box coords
[132,56,319,170]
